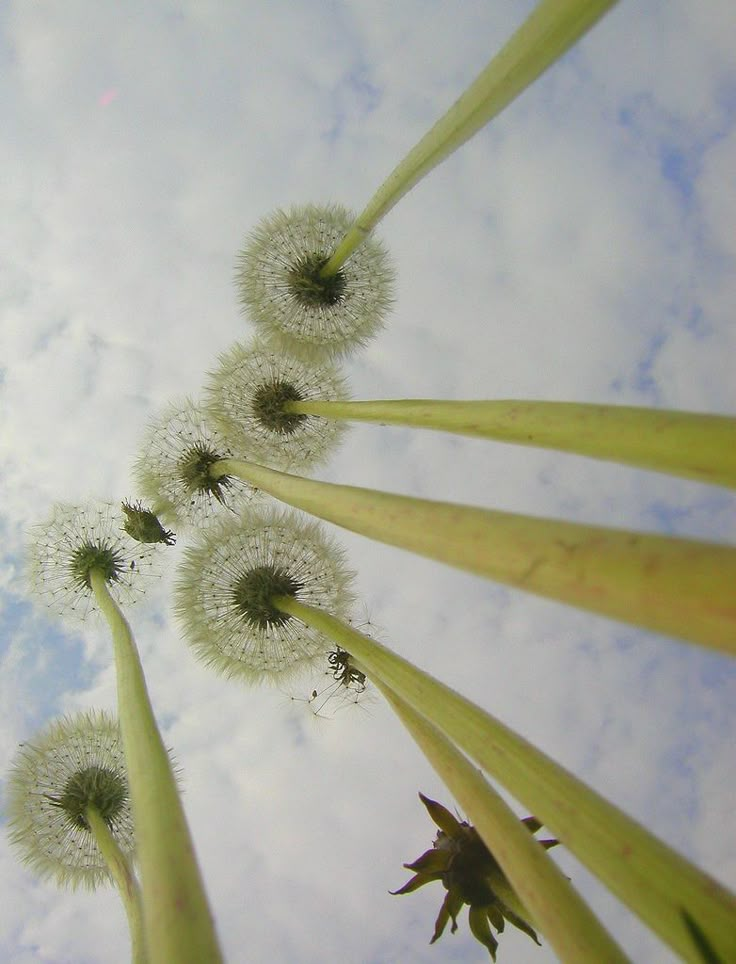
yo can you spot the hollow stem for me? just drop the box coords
[274,597,736,964]
[85,805,148,964]
[283,398,736,489]
[89,570,222,964]
[213,458,736,655]
[376,684,628,961]
[320,0,618,275]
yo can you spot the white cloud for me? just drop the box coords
[1,1,734,962]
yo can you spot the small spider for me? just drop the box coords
[286,648,370,719]
[327,647,366,691]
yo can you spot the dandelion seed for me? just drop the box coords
[285,646,374,720]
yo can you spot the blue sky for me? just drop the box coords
[1,1,735,961]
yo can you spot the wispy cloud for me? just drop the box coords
[1,2,734,961]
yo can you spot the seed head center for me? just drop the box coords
[48,765,128,832]
[252,380,307,435]
[69,541,124,589]
[178,443,232,503]
[287,253,347,308]
[232,565,303,629]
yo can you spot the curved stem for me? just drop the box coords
[274,597,736,964]
[85,805,148,964]
[214,458,736,655]
[90,570,222,964]
[320,0,618,275]
[284,399,736,489]
[376,684,629,962]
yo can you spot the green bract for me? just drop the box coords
[392,794,558,960]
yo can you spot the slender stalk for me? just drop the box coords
[85,805,148,964]
[214,458,736,655]
[320,0,618,275]
[376,682,629,962]
[275,597,736,964]
[90,570,222,964]
[285,398,736,489]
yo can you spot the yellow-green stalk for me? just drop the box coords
[274,597,736,964]
[321,0,619,275]
[378,683,629,962]
[90,571,222,964]
[284,399,736,489]
[212,458,736,655]
[85,806,148,964]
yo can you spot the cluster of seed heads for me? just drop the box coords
[16,197,386,919]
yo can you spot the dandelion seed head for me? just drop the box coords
[133,398,261,530]
[204,339,348,471]
[6,711,135,890]
[235,203,394,363]
[28,501,158,624]
[175,506,355,684]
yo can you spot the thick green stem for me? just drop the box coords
[85,805,148,964]
[90,571,222,964]
[275,597,736,964]
[214,458,736,655]
[376,683,629,962]
[284,399,736,489]
[320,0,618,275]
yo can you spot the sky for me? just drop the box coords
[1,1,735,961]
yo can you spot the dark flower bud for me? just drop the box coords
[121,500,176,545]
[392,793,559,960]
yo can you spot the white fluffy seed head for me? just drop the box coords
[204,338,349,472]
[235,203,395,363]
[6,710,135,890]
[175,506,356,684]
[133,397,262,531]
[27,501,159,625]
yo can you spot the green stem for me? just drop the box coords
[214,458,736,655]
[320,0,618,275]
[90,570,222,964]
[375,683,629,962]
[85,805,148,964]
[284,399,736,489]
[275,597,736,964]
